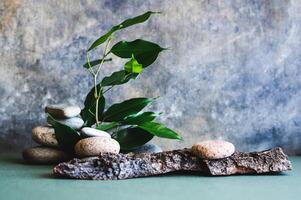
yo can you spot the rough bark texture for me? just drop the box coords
[53,147,292,180]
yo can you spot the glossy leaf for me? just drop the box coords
[103,98,153,122]
[111,127,154,150]
[88,11,159,51]
[81,85,105,126]
[124,54,142,73]
[122,112,158,125]
[110,39,166,67]
[101,70,138,87]
[83,58,112,69]
[95,122,119,131]
[47,114,81,152]
[138,121,182,140]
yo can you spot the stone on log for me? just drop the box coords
[53,147,292,180]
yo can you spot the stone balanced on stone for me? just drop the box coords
[23,104,82,164]
[23,104,123,164]
[23,104,164,164]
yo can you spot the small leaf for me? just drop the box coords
[138,121,182,140]
[95,122,119,131]
[103,97,153,122]
[122,112,158,125]
[110,39,166,68]
[101,70,138,87]
[83,58,112,69]
[124,54,142,73]
[47,114,81,152]
[111,127,154,150]
[88,11,159,51]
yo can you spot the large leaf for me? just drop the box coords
[101,70,138,87]
[122,112,158,125]
[110,39,166,67]
[111,127,154,150]
[47,114,81,152]
[88,11,159,51]
[83,58,112,69]
[103,97,153,122]
[81,85,105,126]
[138,121,182,140]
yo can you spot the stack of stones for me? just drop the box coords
[23,105,82,164]
[23,104,162,164]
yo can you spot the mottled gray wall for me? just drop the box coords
[1,0,301,154]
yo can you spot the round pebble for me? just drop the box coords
[45,104,81,118]
[191,140,235,159]
[47,117,84,130]
[32,126,59,147]
[80,127,111,138]
[74,137,120,158]
[22,147,70,164]
[129,143,162,154]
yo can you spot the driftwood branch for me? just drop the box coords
[53,147,292,180]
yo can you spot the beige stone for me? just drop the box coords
[74,137,120,158]
[22,147,70,164]
[192,140,235,159]
[32,126,59,147]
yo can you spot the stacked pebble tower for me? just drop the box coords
[22,104,120,164]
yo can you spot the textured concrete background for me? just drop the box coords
[0,0,301,154]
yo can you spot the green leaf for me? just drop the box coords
[124,54,142,73]
[88,11,159,51]
[83,58,112,69]
[122,112,158,125]
[95,122,119,131]
[110,39,166,68]
[138,121,182,140]
[47,114,81,152]
[81,85,105,126]
[103,97,153,122]
[101,70,138,87]
[111,127,154,150]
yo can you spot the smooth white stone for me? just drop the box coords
[80,127,111,138]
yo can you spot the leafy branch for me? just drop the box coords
[49,11,182,152]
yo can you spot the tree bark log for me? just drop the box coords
[53,147,292,180]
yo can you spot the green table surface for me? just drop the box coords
[0,153,300,200]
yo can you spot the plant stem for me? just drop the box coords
[96,37,113,75]
[86,53,96,76]
[93,36,113,125]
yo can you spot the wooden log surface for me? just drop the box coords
[53,147,292,180]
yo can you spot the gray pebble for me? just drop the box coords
[130,143,163,154]
[48,117,84,130]
[45,104,81,118]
